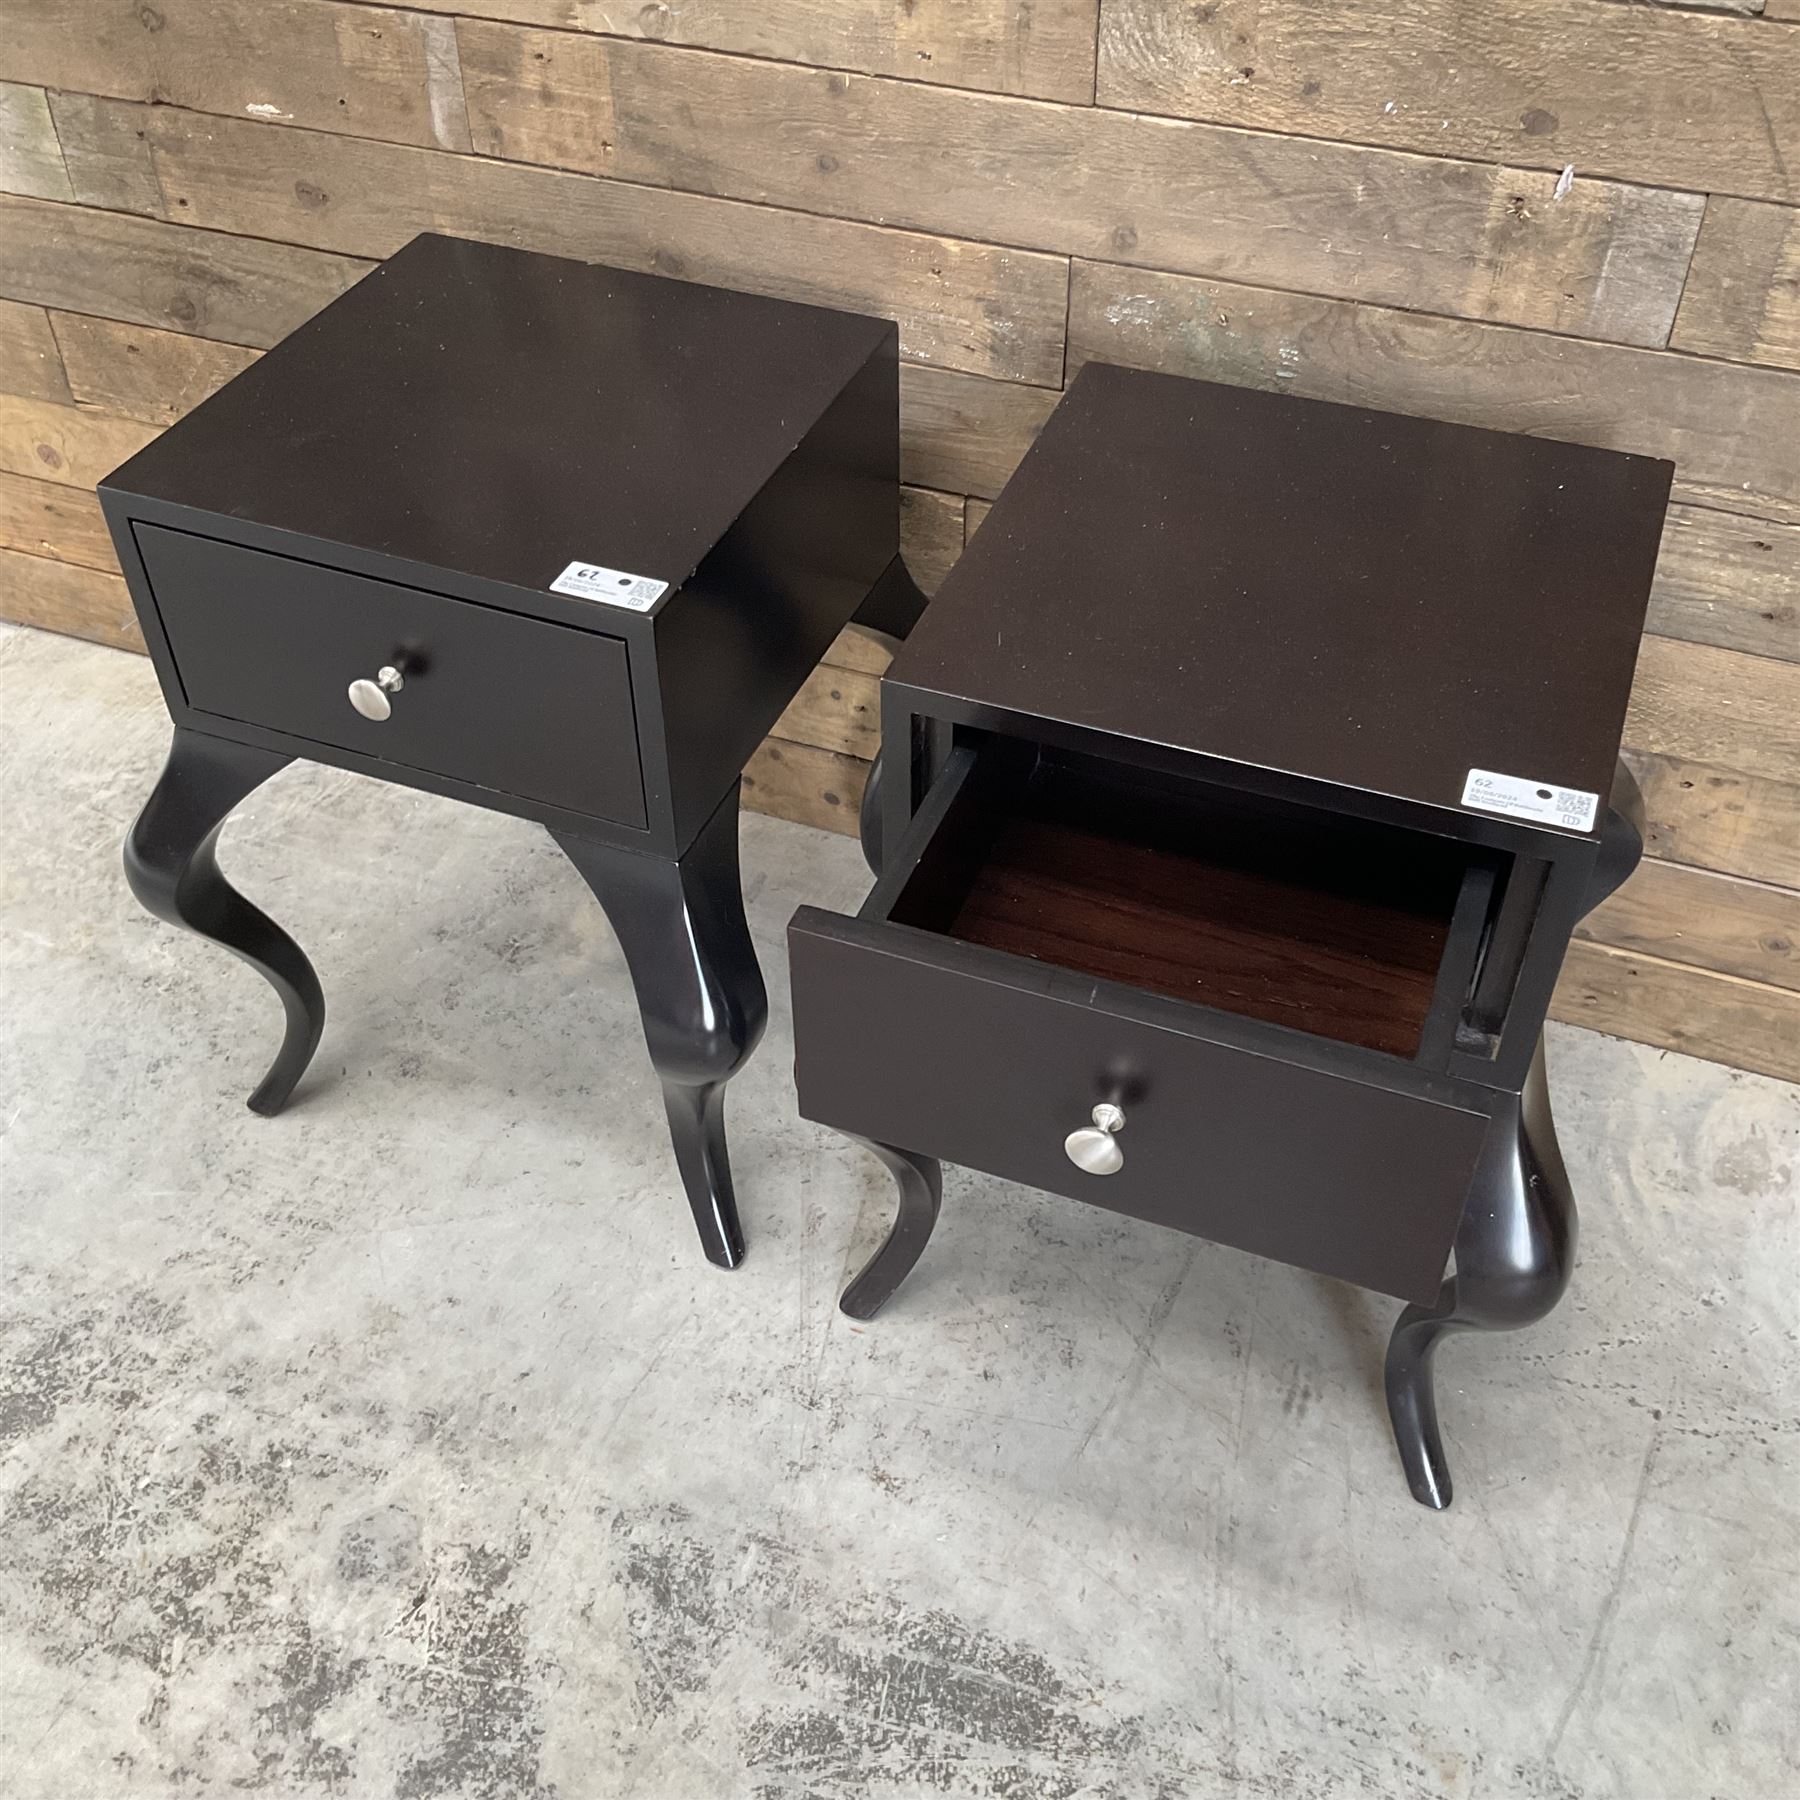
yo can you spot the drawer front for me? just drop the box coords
[137,523,647,829]
[789,913,1491,1303]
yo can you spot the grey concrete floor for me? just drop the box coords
[1,624,1796,1800]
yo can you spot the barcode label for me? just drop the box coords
[549,560,669,610]
[1461,768,1600,832]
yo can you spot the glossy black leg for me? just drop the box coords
[1385,1039,1575,1508]
[1384,758,1640,1508]
[859,746,887,877]
[1587,759,1646,914]
[839,1139,944,1320]
[124,728,324,1115]
[849,553,929,644]
[844,610,908,880]
[551,783,768,1269]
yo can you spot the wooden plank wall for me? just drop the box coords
[1,0,1797,1081]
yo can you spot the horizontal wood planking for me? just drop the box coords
[0,546,139,651]
[0,81,74,203]
[1067,259,1800,518]
[0,300,72,406]
[1627,752,1800,891]
[1672,197,1800,371]
[895,486,966,598]
[1625,637,1800,789]
[6,0,472,152]
[1,3,1792,1082]
[898,367,1056,498]
[0,395,156,491]
[0,193,372,348]
[1578,860,1800,994]
[51,316,261,425]
[742,736,867,836]
[39,97,1068,387]
[1552,940,1800,1084]
[0,473,116,571]
[772,663,880,759]
[343,0,1101,102]
[1647,504,1800,663]
[1672,477,1800,531]
[455,22,1701,347]
[1097,0,1800,208]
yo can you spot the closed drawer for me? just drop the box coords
[789,741,1501,1302]
[136,523,647,829]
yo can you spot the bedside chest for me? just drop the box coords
[789,362,1672,1506]
[104,232,924,1270]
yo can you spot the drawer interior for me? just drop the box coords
[875,741,1513,1064]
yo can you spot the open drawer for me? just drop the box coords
[789,738,1511,1302]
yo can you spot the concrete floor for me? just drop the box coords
[0,624,1795,1800]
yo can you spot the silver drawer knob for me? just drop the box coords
[1064,1103,1125,1175]
[347,665,405,721]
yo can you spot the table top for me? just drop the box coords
[103,233,892,600]
[889,362,1672,833]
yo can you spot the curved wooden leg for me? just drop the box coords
[123,727,324,1116]
[840,1138,943,1321]
[552,784,768,1269]
[1385,1038,1576,1508]
[858,745,887,877]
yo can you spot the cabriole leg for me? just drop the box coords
[123,727,323,1116]
[839,1138,944,1321]
[1385,1039,1575,1508]
[552,784,768,1269]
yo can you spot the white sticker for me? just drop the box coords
[549,560,669,611]
[1461,768,1600,833]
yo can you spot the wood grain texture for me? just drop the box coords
[0,395,156,491]
[896,486,966,597]
[773,663,882,759]
[0,82,74,203]
[0,546,140,651]
[1579,860,1800,993]
[0,193,371,348]
[1625,637,1800,789]
[456,22,1702,346]
[944,792,1458,1060]
[1648,504,1800,663]
[6,0,472,152]
[1628,751,1800,892]
[52,315,261,425]
[0,301,72,406]
[1672,197,1800,372]
[46,97,1068,386]
[1672,477,1800,531]
[899,366,1057,498]
[0,473,117,571]
[741,736,868,836]
[1098,0,1800,207]
[5,0,1795,1079]
[349,0,1101,101]
[1552,940,1800,1084]
[1067,260,1800,517]
[46,91,170,216]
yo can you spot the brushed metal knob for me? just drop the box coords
[1064,1102,1125,1175]
[347,665,405,721]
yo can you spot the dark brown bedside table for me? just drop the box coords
[102,232,924,1270]
[789,361,1672,1507]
